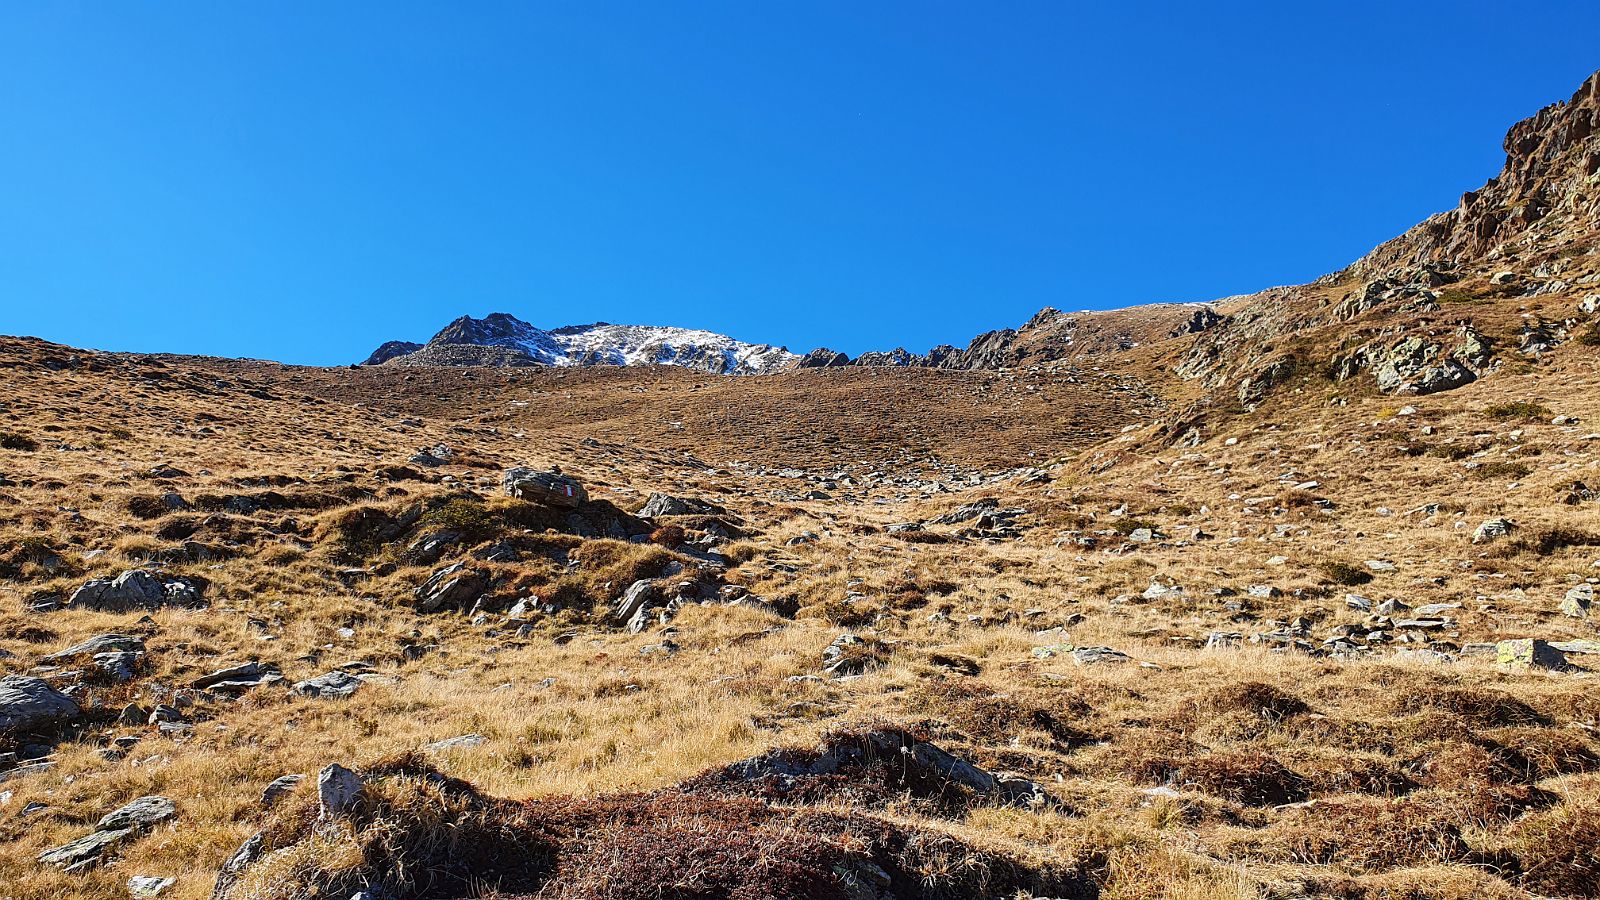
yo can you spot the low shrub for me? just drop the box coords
[1485,400,1552,422]
[1472,461,1532,480]
[1318,560,1373,586]
[0,431,39,451]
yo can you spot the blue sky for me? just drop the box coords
[3,3,1597,364]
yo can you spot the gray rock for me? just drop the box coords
[40,633,146,662]
[413,562,488,613]
[67,570,204,612]
[503,467,587,508]
[612,579,659,628]
[637,492,719,518]
[1473,518,1515,544]
[260,774,305,807]
[291,670,364,699]
[0,675,80,734]
[1204,632,1244,650]
[211,831,265,897]
[92,651,144,683]
[1072,646,1132,666]
[128,876,176,898]
[317,764,364,818]
[192,661,283,692]
[97,796,176,831]
[1393,648,1456,664]
[0,760,55,783]
[1497,638,1566,672]
[1560,583,1594,619]
[1408,361,1477,395]
[409,444,454,467]
[38,796,176,869]
[424,734,486,754]
[1142,581,1182,600]
[37,827,136,868]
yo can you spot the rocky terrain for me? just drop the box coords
[1,68,1600,900]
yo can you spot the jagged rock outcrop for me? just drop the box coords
[360,341,423,366]
[796,347,850,367]
[1168,68,1600,413]
[1352,70,1600,279]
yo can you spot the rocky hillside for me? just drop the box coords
[366,313,799,375]
[801,303,1224,370]
[815,68,1599,397]
[1157,68,1600,427]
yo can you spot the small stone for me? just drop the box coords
[127,876,176,897]
[260,774,305,808]
[424,734,487,754]
[1560,583,1594,619]
[1473,518,1515,544]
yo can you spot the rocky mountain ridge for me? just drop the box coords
[1159,68,1600,430]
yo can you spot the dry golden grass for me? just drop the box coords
[1,313,1599,899]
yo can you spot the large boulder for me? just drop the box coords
[68,569,205,612]
[0,675,80,733]
[503,467,587,508]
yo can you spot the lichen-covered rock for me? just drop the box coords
[1497,638,1566,672]
[1473,518,1515,544]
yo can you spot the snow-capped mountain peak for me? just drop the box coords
[364,314,799,375]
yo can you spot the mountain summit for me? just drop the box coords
[363,313,799,375]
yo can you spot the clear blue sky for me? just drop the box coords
[3,3,1597,364]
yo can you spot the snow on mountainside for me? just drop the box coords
[364,313,799,376]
